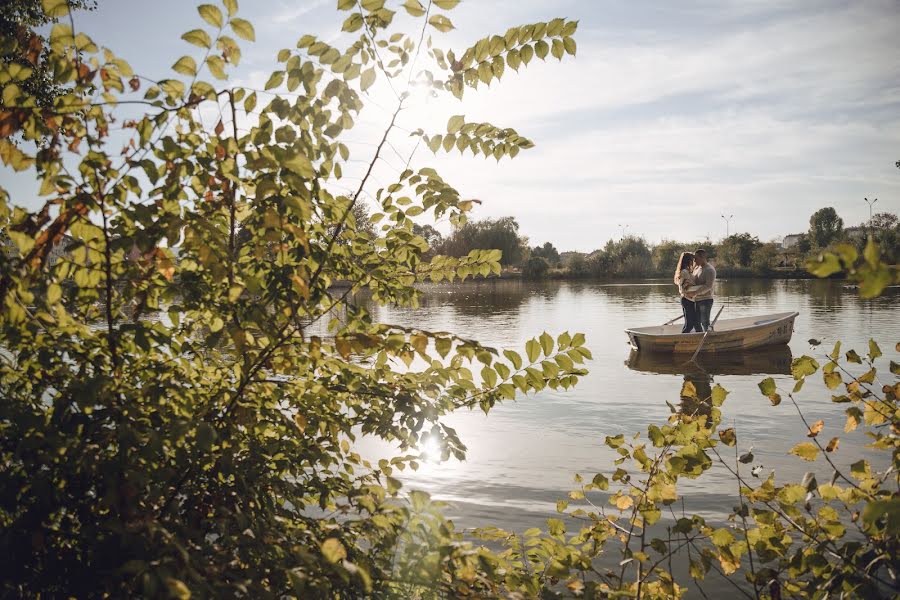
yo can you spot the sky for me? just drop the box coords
[3,0,899,251]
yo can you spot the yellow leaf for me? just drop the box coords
[807,419,824,437]
[614,494,633,511]
[789,442,819,461]
[293,413,307,430]
[321,538,347,563]
[718,428,736,446]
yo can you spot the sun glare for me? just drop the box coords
[416,433,443,463]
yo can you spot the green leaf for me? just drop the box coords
[46,283,62,304]
[829,340,841,360]
[789,442,819,462]
[861,499,900,535]
[868,339,882,360]
[718,428,736,447]
[525,339,540,363]
[863,236,880,267]
[605,434,624,449]
[206,56,227,80]
[402,0,426,16]
[503,349,522,370]
[198,4,224,28]
[265,71,284,90]
[433,0,460,8]
[182,29,212,49]
[551,38,564,60]
[230,18,255,41]
[563,37,577,56]
[758,377,778,396]
[165,578,191,600]
[428,15,454,32]
[711,384,728,406]
[758,377,780,405]
[284,152,315,178]
[172,56,198,76]
[823,371,841,390]
[547,517,565,536]
[447,115,464,134]
[41,0,69,17]
[535,40,549,59]
[858,264,893,298]
[360,67,376,92]
[790,356,819,380]
[342,13,364,32]
[321,538,347,563]
[435,337,452,358]
[807,252,842,277]
[539,331,554,356]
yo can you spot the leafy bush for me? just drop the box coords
[0,1,584,597]
[523,255,550,279]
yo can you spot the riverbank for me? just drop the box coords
[501,266,819,281]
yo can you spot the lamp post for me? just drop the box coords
[864,197,878,223]
[721,214,733,238]
[618,223,629,239]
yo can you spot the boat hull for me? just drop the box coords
[625,312,798,354]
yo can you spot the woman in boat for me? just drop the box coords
[674,252,701,333]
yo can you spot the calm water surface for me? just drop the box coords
[355,279,898,537]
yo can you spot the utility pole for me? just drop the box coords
[721,214,733,238]
[864,197,877,223]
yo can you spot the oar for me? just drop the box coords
[662,314,684,326]
[688,304,725,363]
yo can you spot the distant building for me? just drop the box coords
[0,232,15,258]
[844,226,866,241]
[782,234,803,249]
[0,231,74,266]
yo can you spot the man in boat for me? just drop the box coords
[691,248,716,331]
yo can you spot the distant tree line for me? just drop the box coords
[390,204,898,280]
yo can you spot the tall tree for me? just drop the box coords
[531,241,560,265]
[436,216,527,266]
[867,212,898,230]
[808,206,844,248]
[718,233,762,268]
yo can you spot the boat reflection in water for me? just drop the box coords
[625,344,793,377]
[626,345,793,417]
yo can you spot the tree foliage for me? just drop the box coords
[532,241,560,265]
[0,1,585,596]
[0,0,98,109]
[434,216,527,266]
[809,207,844,249]
[717,233,762,268]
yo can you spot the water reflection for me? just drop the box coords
[354,279,897,532]
[625,345,793,377]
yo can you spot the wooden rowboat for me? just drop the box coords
[625,311,798,354]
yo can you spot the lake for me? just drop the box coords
[350,278,898,590]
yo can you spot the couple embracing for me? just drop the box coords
[674,248,716,333]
